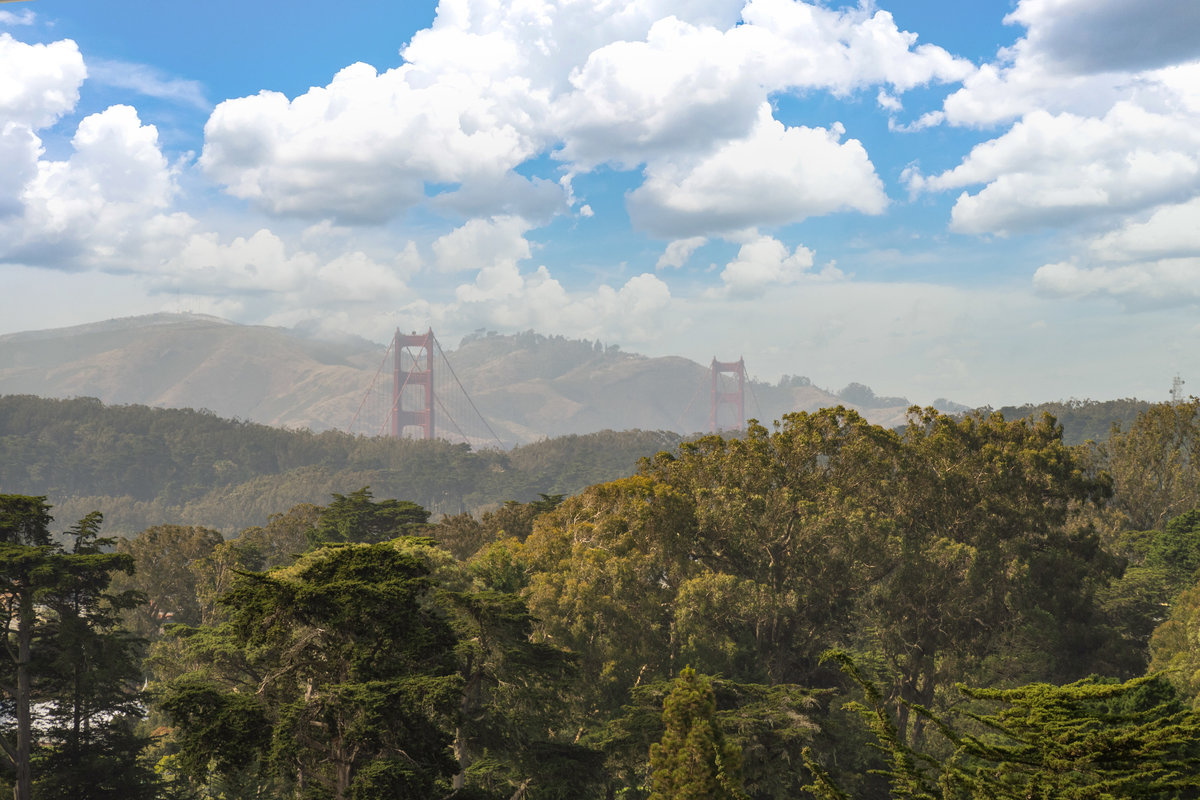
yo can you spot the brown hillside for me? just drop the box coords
[0,314,919,443]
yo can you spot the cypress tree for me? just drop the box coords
[648,667,746,800]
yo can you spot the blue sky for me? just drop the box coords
[2,0,1200,407]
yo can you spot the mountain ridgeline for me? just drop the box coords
[0,313,1157,535]
[1,313,942,444]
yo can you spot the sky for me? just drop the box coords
[1,0,1199,408]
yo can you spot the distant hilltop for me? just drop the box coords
[2,313,958,444]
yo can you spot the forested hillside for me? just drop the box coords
[991,397,1151,445]
[4,399,1200,798]
[0,393,1154,536]
[0,394,680,534]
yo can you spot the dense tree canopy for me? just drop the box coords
[110,524,223,641]
[1100,398,1200,531]
[155,541,465,799]
[811,652,1200,800]
[7,398,1200,798]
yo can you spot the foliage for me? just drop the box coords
[234,502,320,570]
[506,431,682,496]
[866,409,1116,725]
[991,398,1150,446]
[514,405,1120,795]
[811,651,1200,800]
[429,493,564,561]
[1099,508,1200,677]
[1099,398,1200,531]
[522,476,698,712]
[109,524,224,641]
[447,586,603,799]
[642,409,1114,719]
[154,540,462,799]
[308,486,429,545]
[0,394,680,534]
[1148,572,1200,706]
[640,409,898,686]
[0,496,155,800]
[602,676,820,800]
[647,668,747,800]
[35,512,154,799]
[153,529,593,800]
[9,395,1200,796]
[1147,508,1200,581]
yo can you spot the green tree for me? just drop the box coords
[0,496,154,800]
[308,487,430,546]
[430,494,566,561]
[233,501,320,570]
[1101,398,1200,532]
[641,409,897,685]
[861,410,1114,737]
[0,495,55,800]
[1147,508,1200,581]
[429,512,489,561]
[810,652,1200,800]
[180,503,322,628]
[1098,508,1200,677]
[647,668,746,800]
[32,512,156,800]
[521,476,698,712]
[1148,572,1200,706]
[604,677,819,800]
[111,524,224,641]
[445,586,602,799]
[154,540,461,800]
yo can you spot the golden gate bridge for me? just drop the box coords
[348,329,505,447]
[349,328,752,445]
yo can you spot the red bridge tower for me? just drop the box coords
[392,328,434,440]
[710,357,745,433]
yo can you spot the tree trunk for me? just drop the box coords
[452,725,466,790]
[14,587,33,800]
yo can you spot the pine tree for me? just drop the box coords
[0,496,155,800]
[648,668,747,800]
[34,512,156,800]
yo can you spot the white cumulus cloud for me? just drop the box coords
[0,33,85,128]
[909,104,1200,235]
[657,236,707,269]
[155,229,411,310]
[201,61,549,222]
[1034,258,1200,307]
[433,215,532,274]
[1006,0,1200,75]
[705,233,834,298]
[2,104,194,270]
[1089,197,1200,262]
[629,104,887,237]
[925,0,1199,129]
[198,0,964,233]
[1029,192,1200,309]
[453,264,673,341]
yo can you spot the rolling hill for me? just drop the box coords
[0,314,930,443]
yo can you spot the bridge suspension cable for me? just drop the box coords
[349,328,504,449]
